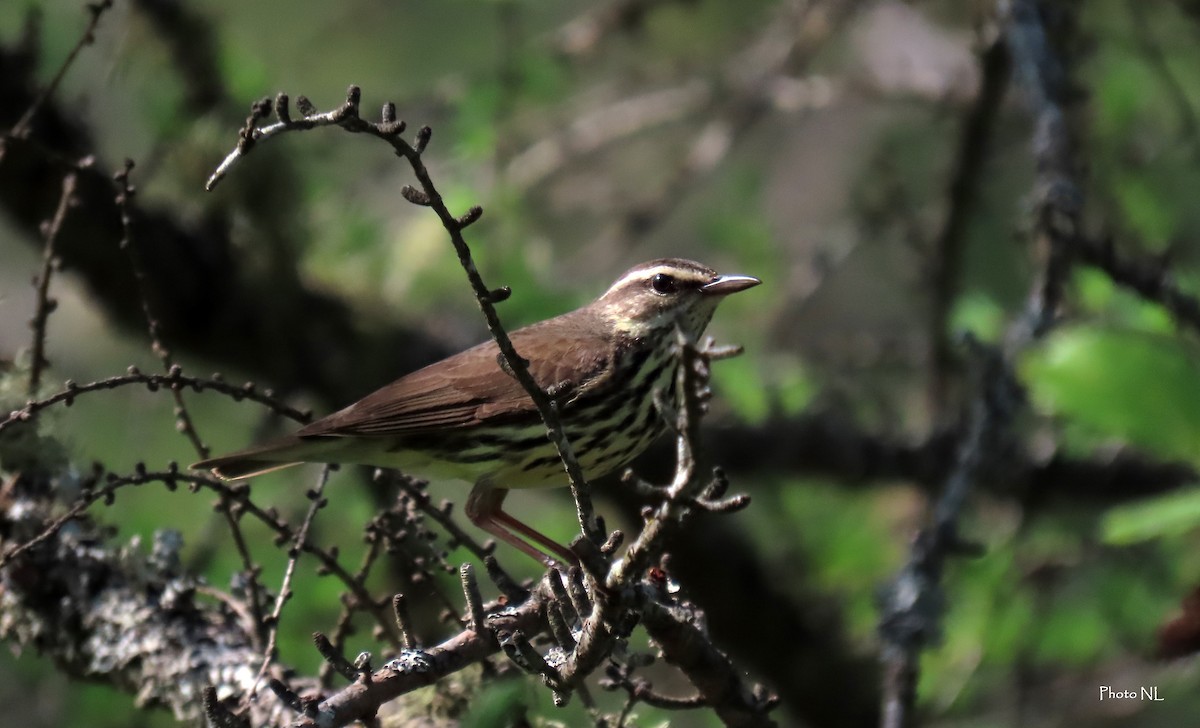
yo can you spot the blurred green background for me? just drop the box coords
[6,0,1200,726]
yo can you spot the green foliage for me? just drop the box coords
[461,679,531,728]
[453,80,505,160]
[772,480,906,635]
[711,355,772,424]
[1072,268,1175,333]
[711,354,814,424]
[949,291,1006,343]
[1031,594,1112,665]
[699,166,775,268]
[1020,326,1200,462]
[1102,488,1200,545]
[1085,3,1200,253]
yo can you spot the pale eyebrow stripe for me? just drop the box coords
[607,266,672,291]
[606,265,712,292]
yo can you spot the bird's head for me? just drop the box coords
[593,258,760,340]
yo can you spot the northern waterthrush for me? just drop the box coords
[194,258,759,565]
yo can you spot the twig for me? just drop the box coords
[553,0,685,59]
[1005,0,1082,341]
[1,368,311,437]
[318,537,385,686]
[27,166,83,394]
[878,344,1014,728]
[640,598,779,728]
[252,465,334,696]
[600,660,707,715]
[5,1,113,143]
[113,159,210,458]
[114,160,274,642]
[0,466,400,646]
[459,563,488,634]
[926,35,1011,413]
[877,6,1076,724]
[119,159,265,638]
[382,470,523,596]
[391,594,417,650]
[114,160,274,635]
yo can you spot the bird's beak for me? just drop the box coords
[700,273,761,295]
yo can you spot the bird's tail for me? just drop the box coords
[191,435,327,480]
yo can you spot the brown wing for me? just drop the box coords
[296,311,615,438]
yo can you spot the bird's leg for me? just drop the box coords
[466,485,578,568]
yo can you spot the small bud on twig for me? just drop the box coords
[401,185,430,206]
[274,93,291,124]
[415,125,432,154]
[458,205,483,228]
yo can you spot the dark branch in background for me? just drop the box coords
[0,0,112,162]
[1006,0,1082,341]
[129,0,227,113]
[625,0,856,236]
[878,344,1019,728]
[553,0,689,59]
[877,2,1081,725]
[690,412,1196,506]
[926,36,1010,414]
[514,0,859,248]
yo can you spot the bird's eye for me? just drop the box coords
[650,273,677,295]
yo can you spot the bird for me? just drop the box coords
[193,258,760,566]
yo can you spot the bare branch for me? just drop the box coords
[252,465,334,696]
[1,368,311,437]
[27,163,88,394]
[6,1,113,142]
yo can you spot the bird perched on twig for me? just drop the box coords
[194,258,759,566]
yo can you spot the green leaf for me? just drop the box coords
[711,355,770,424]
[462,680,529,728]
[1112,172,1176,251]
[1072,268,1174,333]
[1101,488,1200,544]
[949,292,1006,343]
[1021,327,1200,462]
